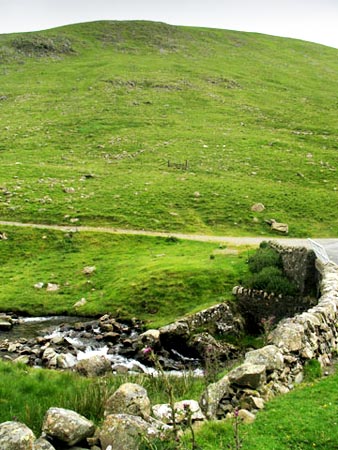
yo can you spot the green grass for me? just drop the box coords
[0,360,205,435]
[0,226,248,327]
[2,359,336,449]
[0,21,337,237]
[194,369,338,449]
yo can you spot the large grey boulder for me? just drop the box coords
[42,407,95,446]
[200,375,231,419]
[0,421,35,450]
[104,383,151,419]
[228,363,266,389]
[99,414,169,450]
[245,345,284,371]
[74,355,111,377]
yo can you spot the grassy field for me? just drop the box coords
[0,359,337,449]
[0,21,337,237]
[0,225,249,326]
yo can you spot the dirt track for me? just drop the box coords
[0,219,318,247]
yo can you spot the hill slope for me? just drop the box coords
[0,21,337,237]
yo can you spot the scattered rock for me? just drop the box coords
[74,355,112,377]
[251,203,265,212]
[0,315,13,330]
[34,282,44,289]
[73,298,87,308]
[265,219,289,234]
[46,283,59,292]
[42,347,58,368]
[63,187,75,194]
[82,266,96,275]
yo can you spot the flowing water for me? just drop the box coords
[0,316,203,376]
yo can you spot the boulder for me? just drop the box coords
[42,347,58,368]
[0,421,36,450]
[57,353,77,369]
[269,219,289,234]
[42,407,95,446]
[104,383,151,419]
[188,332,236,360]
[99,414,169,450]
[200,375,231,419]
[153,400,205,424]
[245,345,284,371]
[159,321,190,349]
[74,355,111,377]
[137,329,161,349]
[228,364,266,389]
[0,316,13,330]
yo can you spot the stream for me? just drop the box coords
[0,315,203,376]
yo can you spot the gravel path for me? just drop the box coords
[1,219,338,261]
[0,219,322,246]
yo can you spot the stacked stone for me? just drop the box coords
[200,260,338,419]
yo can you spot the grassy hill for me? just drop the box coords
[0,21,337,237]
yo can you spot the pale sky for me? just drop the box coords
[1,0,338,49]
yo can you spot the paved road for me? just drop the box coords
[0,220,337,264]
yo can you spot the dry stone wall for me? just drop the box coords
[201,259,338,419]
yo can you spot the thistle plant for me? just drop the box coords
[228,408,243,450]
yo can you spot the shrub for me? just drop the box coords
[244,266,297,296]
[247,247,282,274]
